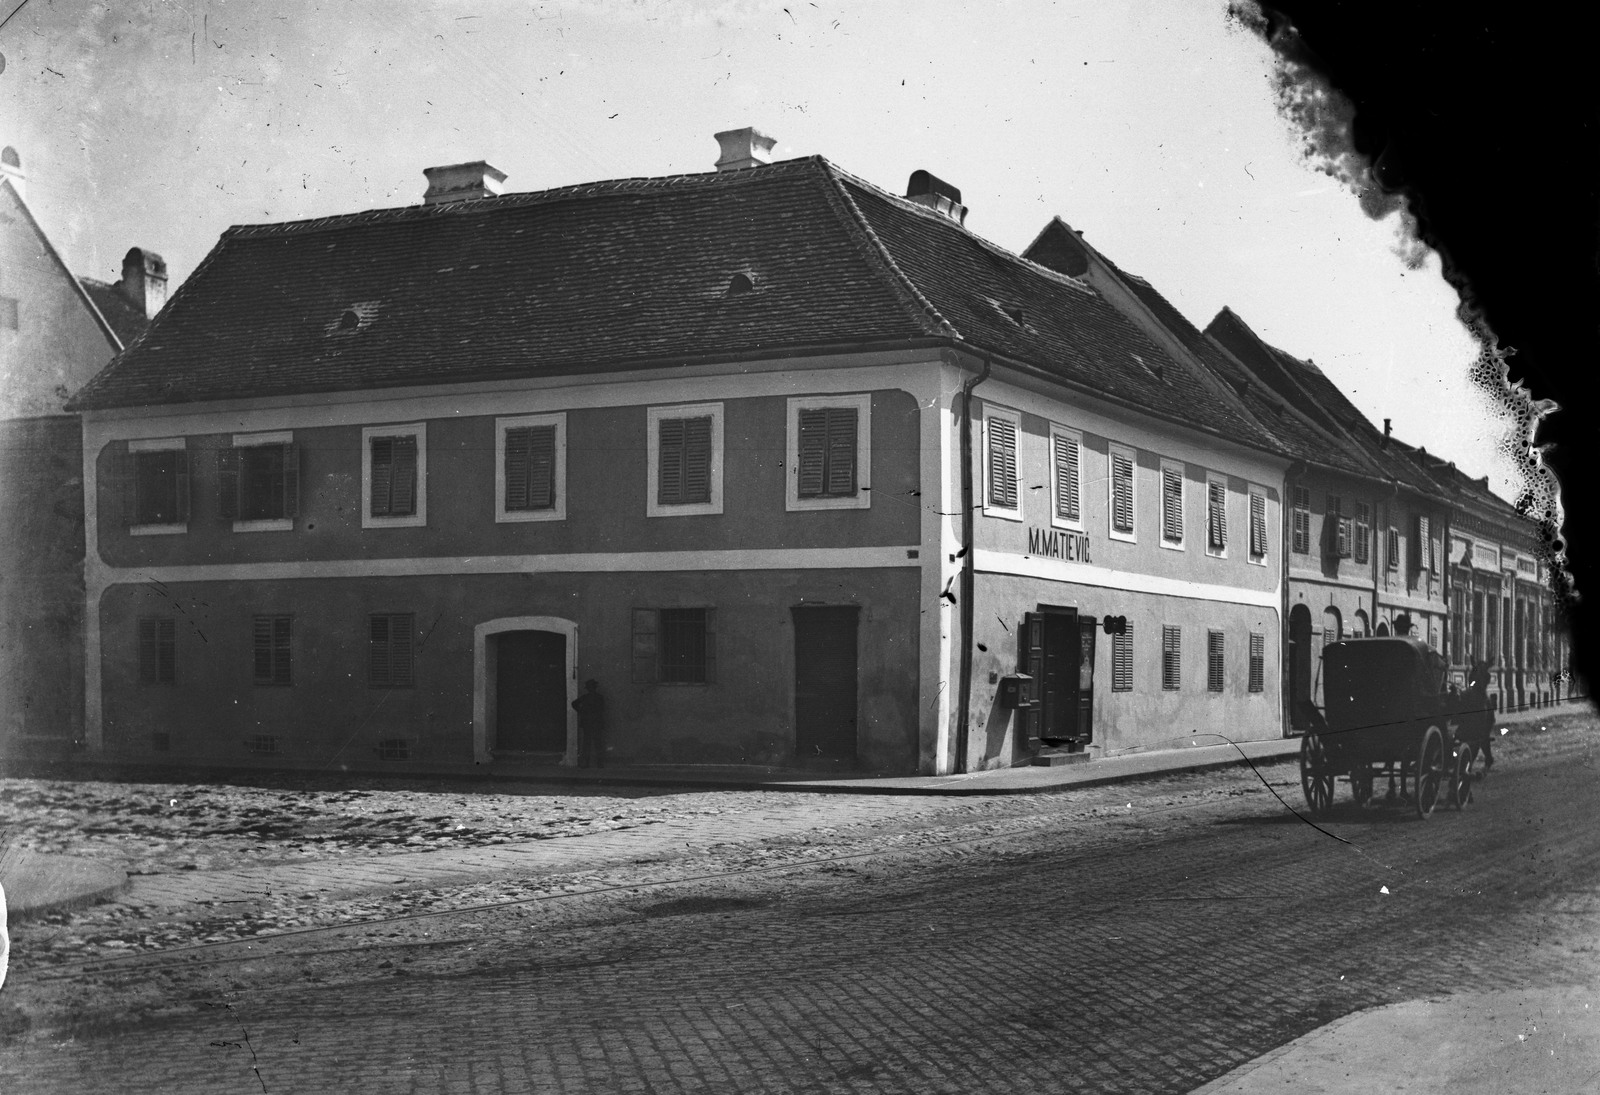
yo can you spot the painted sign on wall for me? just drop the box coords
[1027,527,1092,564]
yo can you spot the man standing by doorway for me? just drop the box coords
[572,679,606,767]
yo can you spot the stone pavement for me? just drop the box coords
[0,846,125,918]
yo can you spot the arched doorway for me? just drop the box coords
[474,617,578,764]
[1289,604,1313,730]
[1376,620,1390,636]
[1353,609,1370,638]
[1315,607,1342,708]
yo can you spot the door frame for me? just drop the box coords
[474,616,578,764]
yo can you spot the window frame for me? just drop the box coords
[361,423,427,529]
[1207,629,1225,693]
[496,413,567,523]
[786,394,871,512]
[1161,625,1181,691]
[1248,632,1265,693]
[1354,501,1371,565]
[632,607,717,685]
[368,613,417,689]
[128,437,189,536]
[1111,623,1134,693]
[982,405,1023,522]
[1108,443,1137,543]
[647,403,724,518]
[1291,485,1311,554]
[137,616,176,685]
[1247,485,1269,566]
[1048,424,1083,531]
[1159,458,1185,550]
[1205,473,1228,558]
[252,614,293,687]
[226,431,298,533]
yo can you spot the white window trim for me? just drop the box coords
[128,436,188,536]
[361,423,428,529]
[1108,442,1137,543]
[647,402,724,518]
[785,393,871,512]
[496,413,567,523]
[1247,484,1269,567]
[1159,458,1185,552]
[231,430,294,533]
[1205,472,1228,559]
[1048,424,1084,532]
[982,405,1023,523]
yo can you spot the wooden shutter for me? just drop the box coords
[631,609,658,682]
[1249,493,1266,557]
[1053,434,1079,521]
[389,436,417,516]
[526,426,555,509]
[1112,625,1133,692]
[1249,632,1265,693]
[1111,451,1134,532]
[1208,481,1226,549]
[217,447,240,521]
[391,614,414,687]
[1336,517,1352,558]
[370,437,394,516]
[987,416,1017,509]
[797,409,827,498]
[1208,630,1225,692]
[1021,612,1044,740]
[504,427,531,510]
[658,419,684,505]
[681,417,712,503]
[254,615,292,685]
[282,442,301,519]
[254,617,274,683]
[825,409,856,496]
[1161,625,1181,690]
[1161,468,1182,542]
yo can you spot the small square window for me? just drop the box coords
[363,424,426,528]
[246,734,280,755]
[377,738,411,761]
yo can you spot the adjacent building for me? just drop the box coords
[68,131,1291,776]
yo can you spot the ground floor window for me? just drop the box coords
[1161,625,1181,690]
[1207,630,1225,692]
[632,608,717,684]
[369,613,416,688]
[1111,625,1134,692]
[1248,632,1265,693]
[253,615,293,686]
[138,617,176,684]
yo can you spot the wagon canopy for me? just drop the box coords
[1322,637,1447,737]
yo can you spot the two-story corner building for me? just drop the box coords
[1396,448,1567,711]
[1203,307,1451,727]
[68,129,1288,778]
[0,146,161,753]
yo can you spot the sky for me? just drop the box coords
[1,0,1519,498]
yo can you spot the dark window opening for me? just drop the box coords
[253,615,293,686]
[220,442,299,523]
[377,738,410,761]
[369,434,419,517]
[138,617,176,684]
[246,734,280,755]
[133,448,188,525]
[369,613,416,688]
[633,608,717,684]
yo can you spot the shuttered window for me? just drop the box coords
[138,617,176,684]
[1111,624,1134,692]
[658,416,713,505]
[368,613,415,688]
[633,608,717,684]
[1248,632,1265,693]
[1249,490,1268,560]
[1327,495,1351,558]
[504,425,557,511]
[220,439,299,523]
[1387,519,1401,570]
[1052,430,1080,522]
[1161,465,1183,544]
[986,414,1018,510]
[1161,625,1181,691]
[369,435,418,517]
[1207,479,1227,551]
[1354,502,1371,564]
[253,615,292,686]
[1416,515,1435,572]
[132,448,189,526]
[1291,485,1310,554]
[1207,630,1225,692]
[1111,448,1135,534]
[797,407,858,498]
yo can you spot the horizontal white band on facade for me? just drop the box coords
[973,549,1280,611]
[89,546,922,589]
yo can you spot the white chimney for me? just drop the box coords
[423,161,508,205]
[119,247,168,319]
[713,128,776,172]
[905,170,967,225]
[1,146,25,202]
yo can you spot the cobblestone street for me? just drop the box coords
[2,713,1596,1093]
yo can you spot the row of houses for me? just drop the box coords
[2,129,1574,776]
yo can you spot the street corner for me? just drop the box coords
[0,846,127,921]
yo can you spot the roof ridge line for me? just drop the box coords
[2,178,125,355]
[813,160,959,339]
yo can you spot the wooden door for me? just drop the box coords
[793,606,859,759]
[495,630,568,753]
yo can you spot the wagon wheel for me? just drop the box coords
[1300,733,1336,816]
[1350,766,1374,806]
[1451,745,1476,810]
[1414,725,1445,819]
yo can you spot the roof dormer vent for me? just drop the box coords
[906,170,967,225]
[423,161,507,205]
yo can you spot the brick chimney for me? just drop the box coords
[714,127,776,171]
[1,146,24,201]
[119,247,167,319]
[905,170,967,225]
[423,161,507,205]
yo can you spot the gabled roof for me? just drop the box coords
[78,278,149,347]
[66,157,1273,451]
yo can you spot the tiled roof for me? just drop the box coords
[77,278,149,348]
[68,155,1271,450]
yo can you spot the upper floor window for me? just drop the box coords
[1328,494,1351,558]
[787,394,870,511]
[983,406,1022,521]
[1354,502,1371,565]
[127,437,189,535]
[1386,510,1400,571]
[1050,426,1082,529]
[363,423,426,528]
[1159,460,1184,548]
[647,403,723,517]
[1415,514,1437,574]
[1248,486,1269,564]
[497,413,567,523]
[220,431,298,532]
[1109,444,1136,541]
[1291,485,1310,554]
[1206,475,1227,556]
